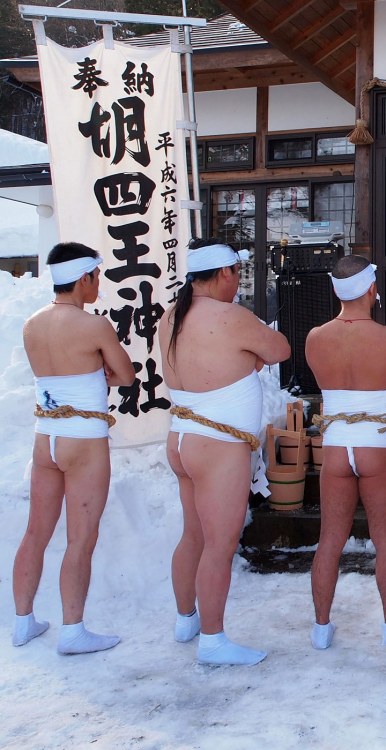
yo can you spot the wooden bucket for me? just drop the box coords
[279,434,311,468]
[311,434,324,471]
[266,425,307,511]
[278,401,311,468]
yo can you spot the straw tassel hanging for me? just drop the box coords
[348,77,386,145]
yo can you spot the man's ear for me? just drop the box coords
[222,266,232,280]
[79,272,90,286]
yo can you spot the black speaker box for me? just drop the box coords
[277,271,340,394]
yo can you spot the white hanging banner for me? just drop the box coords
[37,37,190,445]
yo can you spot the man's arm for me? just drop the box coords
[95,317,135,386]
[234,306,291,365]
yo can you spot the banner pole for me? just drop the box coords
[181,0,202,239]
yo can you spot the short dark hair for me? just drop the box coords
[332,254,370,280]
[47,241,99,293]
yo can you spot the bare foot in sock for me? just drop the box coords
[175,609,200,642]
[13,613,49,647]
[57,621,120,655]
[198,631,267,666]
[311,622,336,650]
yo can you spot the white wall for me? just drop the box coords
[187,88,257,136]
[38,185,58,269]
[268,83,355,131]
[0,130,57,272]
[374,1,386,78]
[188,82,354,137]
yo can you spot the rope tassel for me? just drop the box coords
[347,77,386,145]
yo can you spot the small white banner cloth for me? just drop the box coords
[37,37,190,445]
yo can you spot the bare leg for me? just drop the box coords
[356,448,386,623]
[180,436,251,634]
[312,447,358,626]
[13,435,64,615]
[55,436,111,624]
[54,436,119,655]
[180,435,266,665]
[168,433,204,616]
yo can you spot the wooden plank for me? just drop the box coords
[191,66,314,92]
[311,28,356,65]
[351,0,374,254]
[271,0,315,31]
[292,7,346,50]
[189,47,293,73]
[217,1,356,103]
[256,86,268,169]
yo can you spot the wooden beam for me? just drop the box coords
[191,66,314,92]
[217,2,355,103]
[190,47,293,73]
[311,28,356,65]
[352,0,374,253]
[291,7,346,50]
[271,0,314,31]
[256,86,268,169]
[330,53,356,78]
[243,0,264,10]
[5,66,40,84]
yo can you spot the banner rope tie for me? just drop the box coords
[170,405,260,451]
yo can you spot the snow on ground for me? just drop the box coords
[1,270,384,750]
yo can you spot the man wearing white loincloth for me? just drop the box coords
[306,254,386,649]
[12,241,135,654]
[158,238,291,666]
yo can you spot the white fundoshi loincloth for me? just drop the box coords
[321,389,386,476]
[35,367,110,462]
[169,370,269,496]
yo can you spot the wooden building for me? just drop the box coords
[2,3,385,329]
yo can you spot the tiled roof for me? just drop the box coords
[128,12,267,50]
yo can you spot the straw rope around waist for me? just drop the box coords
[34,403,116,429]
[312,412,386,435]
[170,405,260,451]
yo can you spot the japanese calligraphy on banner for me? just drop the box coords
[37,37,190,445]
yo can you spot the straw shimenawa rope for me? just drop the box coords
[170,405,260,451]
[348,77,386,145]
[34,403,116,428]
[313,411,386,434]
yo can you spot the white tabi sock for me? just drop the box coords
[13,612,49,647]
[57,621,120,655]
[197,631,267,666]
[174,608,200,642]
[311,621,336,650]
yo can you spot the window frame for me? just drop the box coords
[266,129,355,168]
[187,136,255,173]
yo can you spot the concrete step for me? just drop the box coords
[239,546,376,575]
[242,501,369,550]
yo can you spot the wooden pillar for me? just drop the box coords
[256,86,268,169]
[349,0,374,260]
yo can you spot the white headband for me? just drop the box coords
[187,244,249,273]
[49,256,103,285]
[330,263,377,301]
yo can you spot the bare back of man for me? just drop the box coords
[13,243,135,655]
[159,240,290,665]
[305,256,386,649]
